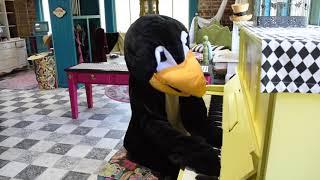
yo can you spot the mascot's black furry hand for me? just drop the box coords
[123,15,222,178]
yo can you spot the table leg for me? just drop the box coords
[85,83,93,108]
[205,75,212,84]
[68,73,78,119]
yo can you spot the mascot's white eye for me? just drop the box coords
[181,31,189,57]
[155,46,177,72]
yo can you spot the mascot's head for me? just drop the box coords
[124,15,206,97]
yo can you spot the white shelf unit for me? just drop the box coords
[0,0,18,39]
[0,0,28,74]
[0,0,9,39]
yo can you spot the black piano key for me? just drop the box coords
[207,95,223,149]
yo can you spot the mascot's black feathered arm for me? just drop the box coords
[123,15,221,177]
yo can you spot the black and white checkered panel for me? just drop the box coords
[260,39,320,93]
[238,22,320,93]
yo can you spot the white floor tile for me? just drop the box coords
[55,124,78,134]
[95,138,119,149]
[0,112,19,119]
[86,128,110,137]
[29,141,56,152]
[20,98,37,102]
[35,168,68,180]
[1,101,16,106]
[23,114,45,122]
[41,99,57,104]
[0,161,28,177]
[59,134,83,145]
[80,120,102,128]
[0,137,24,147]
[23,108,41,115]
[32,153,63,167]
[0,148,26,160]
[28,130,52,140]
[21,103,38,108]
[0,119,20,127]
[65,145,93,158]
[1,106,18,112]
[73,158,103,174]
[0,128,21,136]
[24,122,47,130]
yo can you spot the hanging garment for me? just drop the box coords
[93,28,107,62]
[77,26,89,63]
[75,30,84,63]
[72,0,80,16]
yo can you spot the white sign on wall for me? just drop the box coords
[53,7,66,18]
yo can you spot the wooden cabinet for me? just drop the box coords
[0,38,27,74]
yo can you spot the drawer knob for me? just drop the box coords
[91,74,96,80]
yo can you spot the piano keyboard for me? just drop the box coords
[180,95,224,179]
[207,95,223,129]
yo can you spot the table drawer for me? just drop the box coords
[108,74,129,85]
[76,73,129,84]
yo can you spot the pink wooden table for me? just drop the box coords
[65,63,211,119]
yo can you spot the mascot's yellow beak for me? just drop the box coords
[149,51,206,97]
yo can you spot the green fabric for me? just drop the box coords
[194,17,232,48]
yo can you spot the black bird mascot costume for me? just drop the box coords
[124,15,221,179]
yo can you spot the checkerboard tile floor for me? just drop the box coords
[0,85,131,180]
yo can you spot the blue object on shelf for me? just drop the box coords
[276,1,289,16]
[254,16,307,27]
[263,0,271,16]
[33,21,49,35]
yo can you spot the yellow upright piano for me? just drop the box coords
[219,22,320,180]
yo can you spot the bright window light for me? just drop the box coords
[116,0,189,32]
[42,0,51,33]
[99,0,106,30]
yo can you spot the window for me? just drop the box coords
[115,0,189,32]
[99,0,106,30]
[42,0,51,33]
[115,0,140,32]
[42,0,106,33]
[159,0,189,29]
